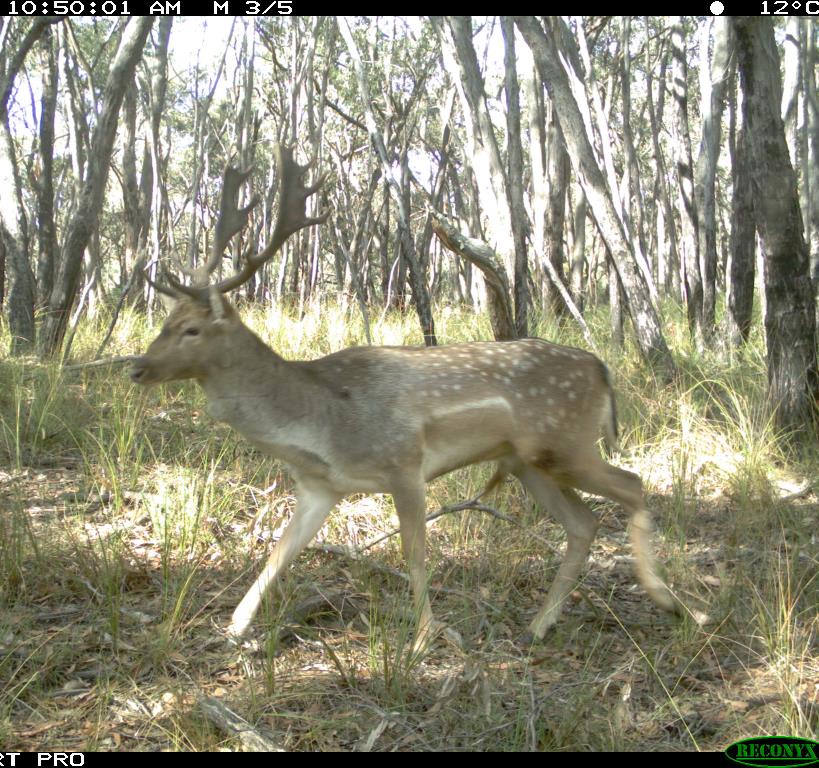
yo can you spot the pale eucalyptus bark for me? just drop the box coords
[732,17,819,439]
[431,212,516,342]
[0,239,5,309]
[515,15,676,381]
[434,17,526,329]
[780,17,800,165]
[40,17,153,356]
[669,17,702,346]
[694,17,733,345]
[525,64,548,305]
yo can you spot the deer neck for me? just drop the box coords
[200,326,323,468]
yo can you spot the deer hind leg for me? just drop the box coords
[571,460,678,615]
[391,480,438,651]
[515,465,599,639]
[228,484,340,638]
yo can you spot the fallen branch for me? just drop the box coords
[197,695,285,752]
[360,497,517,551]
[62,355,138,371]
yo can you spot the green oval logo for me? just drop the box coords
[725,737,819,768]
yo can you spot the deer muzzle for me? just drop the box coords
[130,358,152,384]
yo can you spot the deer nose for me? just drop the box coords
[130,359,148,383]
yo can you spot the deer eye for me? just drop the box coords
[183,327,200,337]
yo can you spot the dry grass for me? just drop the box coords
[0,300,816,751]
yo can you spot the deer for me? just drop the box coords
[130,144,680,651]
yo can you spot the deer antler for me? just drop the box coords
[150,144,328,303]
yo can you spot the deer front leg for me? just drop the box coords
[228,484,340,638]
[391,481,439,651]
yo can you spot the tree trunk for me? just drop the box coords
[571,190,586,311]
[525,64,548,306]
[669,17,703,346]
[0,18,57,353]
[435,17,523,326]
[35,26,57,311]
[802,19,819,303]
[515,15,675,381]
[694,17,733,346]
[608,253,624,349]
[544,106,570,319]
[726,111,755,349]
[0,238,5,309]
[733,17,819,439]
[500,16,530,337]
[40,18,153,355]
[620,18,649,291]
[645,31,680,299]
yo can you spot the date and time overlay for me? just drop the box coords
[2,1,819,15]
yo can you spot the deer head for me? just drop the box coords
[131,144,327,387]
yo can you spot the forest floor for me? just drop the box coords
[0,302,817,751]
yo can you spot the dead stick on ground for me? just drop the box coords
[197,695,285,752]
[360,496,563,558]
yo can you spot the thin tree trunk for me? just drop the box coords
[726,104,755,349]
[545,106,570,319]
[620,18,649,289]
[608,254,624,349]
[694,17,733,346]
[645,29,680,299]
[571,189,586,311]
[500,16,529,337]
[35,26,57,311]
[670,17,702,346]
[526,63,548,307]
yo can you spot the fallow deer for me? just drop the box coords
[131,144,679,649]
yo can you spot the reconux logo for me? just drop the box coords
[725,737,819,768]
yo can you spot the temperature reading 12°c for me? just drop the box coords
[761,0,819,12]
[245,0,292,13]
